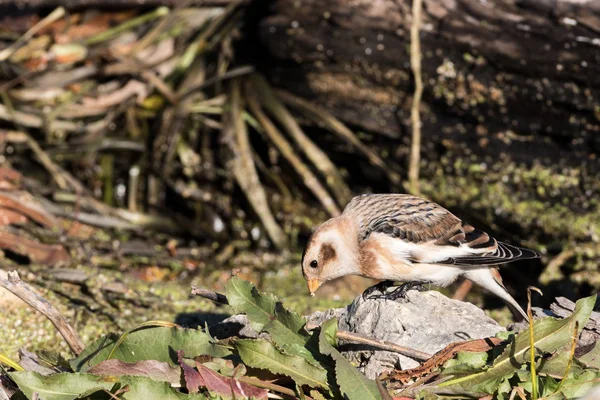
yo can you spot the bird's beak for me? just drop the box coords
[307,279,322,297]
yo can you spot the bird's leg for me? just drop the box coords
[386,281,429,301]
[362,280,396,300]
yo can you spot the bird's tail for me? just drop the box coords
[463,268,528,322]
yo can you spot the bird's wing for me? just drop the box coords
[344,194,539,266]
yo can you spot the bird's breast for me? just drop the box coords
[358,234,412,280]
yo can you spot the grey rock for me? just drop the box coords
[209,289,504,379]
[308,289,504,379]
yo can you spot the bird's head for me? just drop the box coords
[301,216,359,296]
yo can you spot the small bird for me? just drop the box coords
[301,194,540,320]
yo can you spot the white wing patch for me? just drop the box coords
[372,233,491,264]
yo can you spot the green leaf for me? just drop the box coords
[433,295,597,396]
[579,341,600,369]
[550,370,600,399]
[539,375,561,398]
[538,346,586,378]
[10,372,207,400]
[118,376,207,400]
[70,327,230,372]
[10,371,114,400]
[225,277,312,360]
[318,318,382,400]
[441,351,489,375]
[235,338,329,389]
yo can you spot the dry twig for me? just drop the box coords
[408,0,423,194]
[191,286,228,304]
[252,75,350,207]
[0,270,85,355]
[305,323,432,362]
[276,89,401,185]
[226,80,288,249]
[246,82,341,217]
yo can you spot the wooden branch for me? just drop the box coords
[0,270,85,355]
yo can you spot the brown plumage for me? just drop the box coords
[302,194,540,321]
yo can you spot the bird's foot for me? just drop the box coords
[385,281,429,301]
[362,280,395,300]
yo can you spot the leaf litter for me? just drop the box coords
[1,275,599,399]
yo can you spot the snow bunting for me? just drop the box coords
[301,194,540,320]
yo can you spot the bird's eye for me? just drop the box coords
[309,260,318,269]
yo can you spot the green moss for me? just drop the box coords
[421,155,600,290]
[423,158,599,242]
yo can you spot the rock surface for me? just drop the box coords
[307,289,504,379]
[210,289,504,379]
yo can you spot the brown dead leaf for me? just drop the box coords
[0,13,40,34]
[0,231,70,266]
[81,80,149,108]
[196,362,268,399]
[0,191,59,229]
[178,350,204,393]
[40,11,136,44]
[383,337,504,387]
[0,207,27,226]
[130,266,169,282]
[60,219,96,240]
[0,167,22,183]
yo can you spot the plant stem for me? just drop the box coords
[84,7,170,46]
[408,0,423,195]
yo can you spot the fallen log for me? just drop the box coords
[259,0,600,161]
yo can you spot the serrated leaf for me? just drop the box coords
[10,371,114,400]
[433,295,596,396]
[235,338,328,389]
[318,318,382,400]
[225,277,312,360]
[70,327,230,372]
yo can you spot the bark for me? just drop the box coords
[259,0,600,165]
